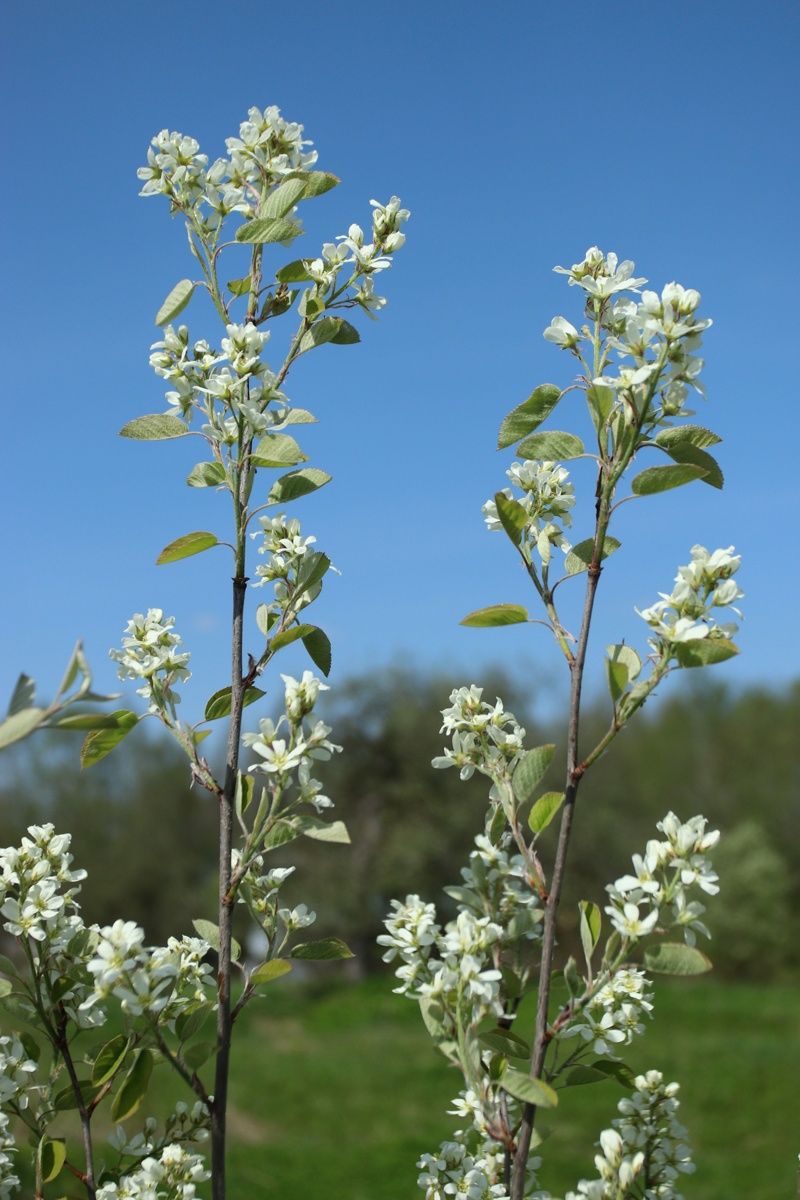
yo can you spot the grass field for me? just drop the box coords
[7,975,800,1197]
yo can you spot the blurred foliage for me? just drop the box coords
[0,672,796,979]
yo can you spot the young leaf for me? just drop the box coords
[516,431,585,460]
[497,384,562,449]
[226,275,252,296]
[261,176,308,219]
[236,216,304,244]
[256,603,276,638]
[110,1049,153,1122]
[156,531,219,565]
[303,171,340,196]
[266,468,332,506]
[605,657,629,704]
[7,673,35,717]
[281,406,318,425]
[479,1029,531,1059]
[54,712,129,731]
[673,638,739,668]
[297,315,360,355]
[175,1002,214,1043]
[460,604,529,628]
[262,820,302,850]
[606,644,641,681]
[564,536,621,576]
[276,260,313,284]
[501,1067,558,1109]
[251,960,293,985]
[37,1136,67,1184]
[0,707,46,751]
[513,744,556,803]
[186,462,227,488]
[527,790,565,834]
[563,954,580,998]
[91,1035,131,1086]
[585,384,615,432]
[643,942,712,975]
[579,900,602,967]
[119,414,188,440]
[192,919,241,962]
[631,463,707,495]
[252,433,308,468]
[564,1065,608,1087]
[329,319,360,344]
[589,1059,636,1087]
[155,279,195,326]
[290,937,354,960]
[294,816,350,844]
[494,493,529,547]
[80,711,138,769]
[204,685,265,722]
[302,626,332,676]
[654,424,722,450]
[295,552,332,594]
[660,441,724,489]
[270,623,316,652]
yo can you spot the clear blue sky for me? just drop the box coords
[2,1,798,728]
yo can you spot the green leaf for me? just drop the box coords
[294,816,350,844]
[654,424,722,450]
[53,1079,98,1111]
[605,658,629,704]
[53,713,123,731]
[606,644,641,682]
[590,1059,636,1087]
[156,531,219,565]
[226,275,252,296]
[235,773,255,819]
[276,259,313,284]
[91,1035,131,1087]
[80,710,138,769]
[564,955,581,999]
[527,790,565,834]
[38,1136,66,1184]
[236,216,304,244]
[302,626,332,677]
[261,176,308,219]
[175,1002,213,1043]
[579,901,602,967]
[183,1041,215,1070]
[419,996,449,1041]
[631,463,708,495]
[673,638,739,668]
[585,384,615,432]
[155,279,195,326]
[479,1029,531,1059]
[290,937,354,961]
[564,536,621,576]
[111,1049,153,1122]
[516,431,585,460]
[659,441,724,489]
[192,919,241,962]
[251,959,293,985]
[513,744,556,804]
[0,994,38,1028]
[297,316,360,355]
[270,623,316,652]
[187,462,227,488]
[282,406,318,425]
[0,979,12,999]
[119,414,188,440]
[564,1065,608,1087]
[0,706,46,750]
[497,385,562,449]
[460,604,529,628]
[643,942,712,975]
[256,604,275,638]
[7,673,35,717]
[266,468,332,506]
[295,551,332,595]
[252,433,308,468]
[501,1067,558,1109]
[203,685,265,722]
[262,820,302,850]
[303,171,340,196]
[494,493,529,547]
[0,956,19,982]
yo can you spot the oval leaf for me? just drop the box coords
[494,493,529,547]
[564,536,621,576]
[290,937,354,961]
[276,259,313,284]
[303,171,340,196]
[192,919,241,962]
[261,177,308,219]
[516,431,585,460]
[6,673,36,717]
[302,626,332,677]
[297,316,357,355]
[80,710,138,769]
[155,279,195,326]
[590,1059,636,1087]
[460,604,529,628]
[606,644,641,682]
[119,414,188,440]
[513,745,556,804]
[157,531,219,565]
[236,216,303,244]
[659,442,724,489]
[111,1049,153,1122]
[479,1029,531,1059]
[579,900,602,966]
[38,1135,67,1184]
[294,816,350,844]
[527,790,565,834]
[643,942,712,975]
[204,685,265,722]
[631,463,707,495]
[251,960,293,985]
[0,707,46,750]
[266,468,331,506]
[176,1002,214,1043]
[497,385,562,450]
[270,623,315,653]
[673,638,739,668]
[252,433,308,468]
[92,1035,131,1087]
[654,424,722,450]
[183,1041,215,1070]
[501,1067,558,1109]
[187,462,227,488]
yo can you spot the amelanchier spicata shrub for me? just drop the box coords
[0,106,407,1199]
[381,248,747,1199]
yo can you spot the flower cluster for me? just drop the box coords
[0,1114,18,1200]
[433,686,527,782]
[483,460,575,565]
[566,1072,694,1199]
[109,610,191,716]
[0,1036,36,1107]
[251,512,330,628]
[605,813,720,946]
[243,671,340,795]
[85,922,214,1020]
[108,1101,211,1160]
[560,968,654,1058]
[0,824,86,948]
[545,246,711,426]
[417,1136,512,1200]
[451,834,543,944]
[637,544,743,651]
[96,1143,210,1200]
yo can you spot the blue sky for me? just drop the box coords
[2,1,798,730]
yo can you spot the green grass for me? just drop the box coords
[8,975,800,1197]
